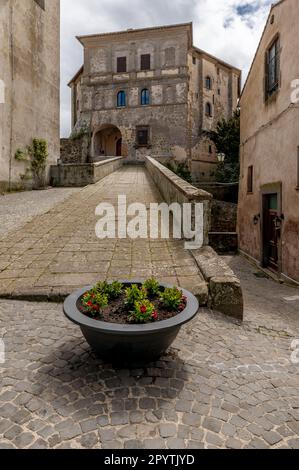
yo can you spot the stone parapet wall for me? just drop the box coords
[145,156,213,246]
[60,136,89,164]
[50,157,123,188]
[211,200,237,233]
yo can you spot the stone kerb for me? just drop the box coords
[192,246,244,321]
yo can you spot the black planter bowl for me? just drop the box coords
[63,281,199,367]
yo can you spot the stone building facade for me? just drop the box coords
[0,0,60,190]
[69,23,241,181]
[238,0,299,284]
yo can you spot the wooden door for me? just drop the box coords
[263,194,279,271]
[116,138,122,157]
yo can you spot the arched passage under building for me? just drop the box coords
[93,125,122,158]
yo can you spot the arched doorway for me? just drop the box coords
[93,125,122,158]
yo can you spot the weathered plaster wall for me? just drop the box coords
[238,0,299,282]
[0,0,60,189]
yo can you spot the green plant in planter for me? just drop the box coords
[129,299,158,324]
[125,284,147,310]
[160,287,186,312]
[93,281,124,300]
[82,291,108,317]
[143,278,161,298]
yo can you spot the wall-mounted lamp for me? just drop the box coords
[217,153,226,163]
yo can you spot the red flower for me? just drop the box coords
[152,311,159,321]
[87,301,93,307]
[182,296,187,303]
[179,304,185,312]
[140,305,147,314]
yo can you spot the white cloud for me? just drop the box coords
[61,0,272,136]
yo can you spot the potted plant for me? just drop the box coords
[63,279,199,366]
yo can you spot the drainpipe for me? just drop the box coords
[8,0,14,191]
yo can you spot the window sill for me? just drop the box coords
[265,88,279,104]
[247,192,253,195]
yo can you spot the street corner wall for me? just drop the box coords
[1,0,60,188]
[0,0,11,188]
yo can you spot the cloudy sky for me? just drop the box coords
[60,0,273,136]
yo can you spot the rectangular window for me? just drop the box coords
[117,57,127,73]
[141,54,151,71]
[136,127,149,146]
[247,166,253,193]
[265,37,280,98]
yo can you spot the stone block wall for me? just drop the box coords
[0,0,60,189]
[211,200,237,232]
[60,136,89,164]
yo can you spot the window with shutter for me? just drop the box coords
[141,54,151,71]
[117,57,127,73]
[136,127,150,146]
[265,36,280,99]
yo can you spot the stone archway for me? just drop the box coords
[92,125,122,159]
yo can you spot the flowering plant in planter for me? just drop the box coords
[160,287,187,312]
[143,278,161,298]
[124,284,147,309]
[65,280,199,366]
[82,291,108,317]
[128,299,159,324]
[79,279,188,325]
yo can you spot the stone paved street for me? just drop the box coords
[0,166,298,449]
[0,187,80,237]
[0,166,205,300]
[0,255,299,449]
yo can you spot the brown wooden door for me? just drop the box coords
[263,194,279,271]
[116,138,122,157]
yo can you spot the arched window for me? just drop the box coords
[205,76,212,90]
[141,89,150,106]
[117,90,126,107]
[205,102,212,117]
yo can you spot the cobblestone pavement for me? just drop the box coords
[226,255,299,336]
[0,166,205,299]
[0,187,80,238]
[0,256,298,449]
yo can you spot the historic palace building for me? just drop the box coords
[68,23,241,181]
